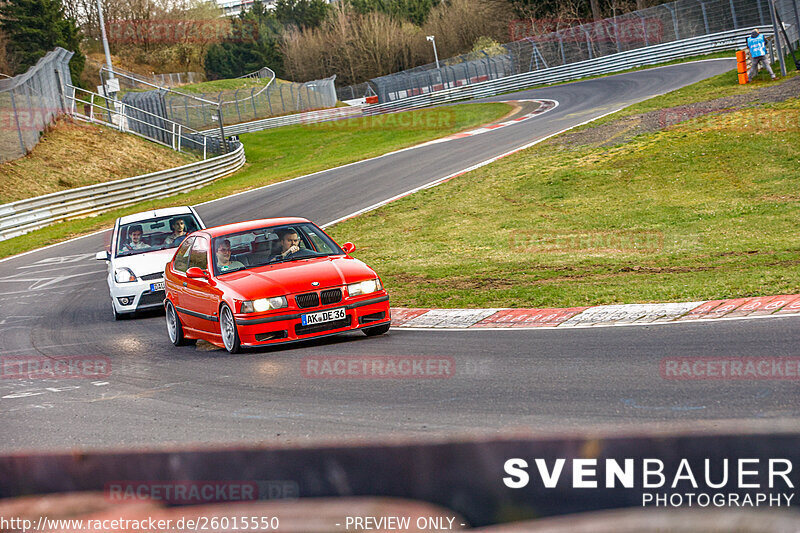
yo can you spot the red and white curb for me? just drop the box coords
[417,100,558,147]
[390,294,800,329]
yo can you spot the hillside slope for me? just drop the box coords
[0,118,196,204]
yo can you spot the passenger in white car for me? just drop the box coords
[122,225,149,252]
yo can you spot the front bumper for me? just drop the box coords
[110,279,166,314]
[235,294,391,346]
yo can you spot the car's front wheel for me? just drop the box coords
[165,300,189,346]
[363,323,390,336]
[112,301,126,321]
[220,303,241,353]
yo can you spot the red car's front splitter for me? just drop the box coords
[235,295,390,346]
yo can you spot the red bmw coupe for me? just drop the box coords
[163,217,390,352]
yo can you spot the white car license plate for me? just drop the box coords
[150,281,165,291]
[301,307,346,326]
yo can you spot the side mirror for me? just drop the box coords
[342,242,356,254]
[95,251,109,261]
[186,267,210,279]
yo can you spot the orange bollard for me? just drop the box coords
[738,72,749,84]
[736,50,746,62]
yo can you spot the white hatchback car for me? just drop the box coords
[96,206,205,320]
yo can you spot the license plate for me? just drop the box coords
[150,281,165,291]
[301,307,346,326]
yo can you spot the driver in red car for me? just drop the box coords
[273,228,301,259]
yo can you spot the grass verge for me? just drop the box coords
[0,103,510,259]
[573,51,799,130]
[327,97,800,308]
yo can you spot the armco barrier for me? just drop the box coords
[0,143,245,241]
[366,27,771,114]
[202,106,363,137]
[0,425,799,527]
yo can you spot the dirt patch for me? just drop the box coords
[553,75,800,148]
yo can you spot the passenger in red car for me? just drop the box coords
[215,239,245,273]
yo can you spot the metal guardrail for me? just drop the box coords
[0,144,245,241]
[202,106,363,136]
[365,27,771,114]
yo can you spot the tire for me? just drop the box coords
[165,300,189,346]
[112,301,126,321]
[363,323,390,337]
[220,303,241,354]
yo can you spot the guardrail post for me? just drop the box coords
[664,4,680,39]
[583,26,594,59]
[54,69,67,112]
[177,124,182,152]
[203,135,207,160]
[697,2,710,34]
[9,91,26,156]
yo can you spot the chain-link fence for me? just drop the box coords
[110,68,338,132]
[363,0,800,102]
[0,48,73,163]
[162,77,338,130]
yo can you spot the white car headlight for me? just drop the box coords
[347,278,381,297]
[114,268,137,283]
[241,296,288,313]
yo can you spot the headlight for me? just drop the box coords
[114,268,137,283]
[347,278,381,297]
[241,296,288,313]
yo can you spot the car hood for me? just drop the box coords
[113,249,176,276]
[219,256,378,299]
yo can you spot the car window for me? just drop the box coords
[173,237,194,273]
[305,227,339,254]
[211,223,344,274]
[116,213,203,257]
[189,237,209,270]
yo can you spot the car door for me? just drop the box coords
[167,236,194,311]
[182,236,220,333]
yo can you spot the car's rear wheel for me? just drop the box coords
[165,300,189,346]
[363,323,390,336]
[220,304,241,354]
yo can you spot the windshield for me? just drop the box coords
[116,214,202,257]
[211,223,343,276]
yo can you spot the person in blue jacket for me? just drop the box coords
[746,29,777,81]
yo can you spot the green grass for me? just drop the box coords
[178,77,280,94]
[0,103,511,259]
[327,97,800,308]
[573,51,800,130]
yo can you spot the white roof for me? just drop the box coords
[118,206,194,226]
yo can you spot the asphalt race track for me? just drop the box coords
[3,59,799,452]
